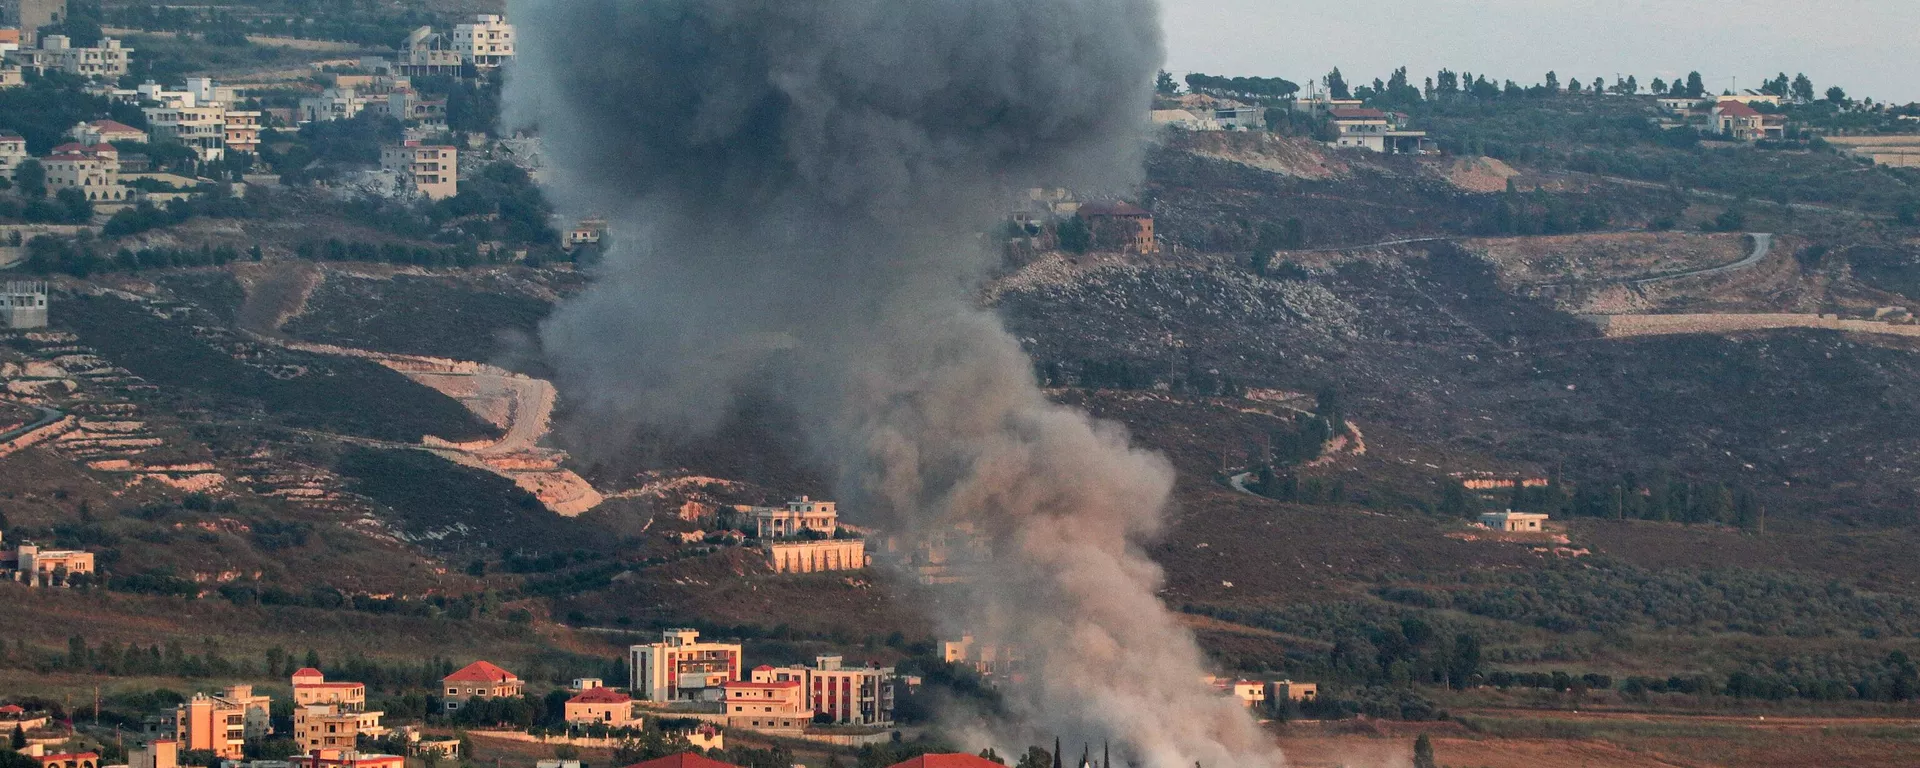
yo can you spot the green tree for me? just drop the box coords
[1651,77,1667,94]
[15,159,44,198]
[1826,86,1847,105]
[1792,73,1815,103]
[1412,734,1437,768]
[1057,216,1091,253]
[10,723,24,750]
[1544,71,1559,91]
[1686,71,1705,98]
[1155,70,1177,95]
[1325,68,1349,100]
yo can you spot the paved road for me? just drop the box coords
[1629,232,1773,285]
[0,405,65,444]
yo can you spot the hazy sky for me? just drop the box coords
[1161,0,1920,103]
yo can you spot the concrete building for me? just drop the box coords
[298,87,365,124]
[750,496,838,538]
[291,669,367,710]
[0,0,64,43]
[563,687,636,727]
[570,677,603,691]
[293,705,386,752]
[223,111,260,155]
[287,751,404,768]
[1077,201,1156,254]
[1479,511,1550,532]
[127,740,176,768]
[1149,109,1221,131]
[67,119,145,145]
[143,105,226,161]
[1711,100,1765,141]
[396,27,462,77]
[173,693,249,760]
[0,132,27,181]
[939,635,1021,679]
[441,661,522,713]
[630,628,742,702]
[5,539,92,584]
[1214,103,1266,131]
[379,141,457,200]
[721,680,808,735]
[1270,680,1318,703]
[43,142,125,202]
[1328,107,1433,154]
[452,15,514,68]
[765,539,867,574]
[0,64,20,89]
[1229,679,1266,709]
[184,77,239,107]
[32,754,96,768]
[8,35,130,78]
[750,655,896,727]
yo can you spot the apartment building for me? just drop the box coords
[379,141,457,200]
[452,15,514,68]
[721,680,808,735]
[223,111,260,155]
[291,668,367,710]
[142,105,226,161]
[749,655,897,727]
[630,629,742,702]
[42,142,126,202]
[292,705,386,752]
[7,35,131,78]
[173,692,250,760]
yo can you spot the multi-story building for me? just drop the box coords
[440,661,522,713]
[288,751,404,768]
[298,87,365,124]
[33,753,98,768]
[1269,679,1318,704]
[379,141,457,200]
[173,692,249,760]
[7,35,131,79]
[223,111,260,155]
[750,497,838,538]
[630,629,742,702]
[562,687,636,727]
[1326,107,1431,154]
[1077,201,1157,254]
[184,77,239,107]
[939,635,1022,679]
[293,705,386,752]
[452,15,514,68]
[142,105,225,161]
[750,655,896,727]
[0,130,27,181]
[291,668,367,710]
[127,739,176,768]
[721,679,808,735]
[396,27,461,77]
[42,142,125,203]
[0,0,65,44]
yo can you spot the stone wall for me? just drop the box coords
[765,539,868,574]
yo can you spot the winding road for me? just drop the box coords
[1628,232,1772,285]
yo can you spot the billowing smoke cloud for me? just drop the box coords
[504,1,1282,765]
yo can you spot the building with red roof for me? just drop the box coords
[1076,201,1157,254]
[68,120,147,146]
[1712,100,1767,140]
[620,753,742,768]
[441,661,523,713]
[887,755,1007,768]
[564,687,636,726]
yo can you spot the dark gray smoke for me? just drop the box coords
[505,1,1282,765]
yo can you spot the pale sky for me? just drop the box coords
[1160,0,1920,104]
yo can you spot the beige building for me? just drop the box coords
[0,0,66,44]
[143,105,226,161]
[0,131,29,181]
[397,27,461,77]
[562,687,636,727]
[173,693,249,760]
[750,655,896,727]
[292,705,385,752]
[940,635,1021,679]
[127,739,176,768]
[6,541,95,585]
[1479,511,1550,533]
[223,111,260,155]
[722,679,808,735]
[629,628,741,702]
[764,539,867,574]
[42,142,125,203]
[750,496,838,538]
[67,119,145,145]
[380,141,457,200]
[291,668,366,710]
[452,15,514,68]
[441,660,522,713]
[8,35,130,78]
[1270,680,1318,704]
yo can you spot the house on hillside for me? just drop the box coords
[1214,103,1266,131]
[1328,108,1434,154]
[721,679,809,735]
[1479,510,1549,532]
[750,655,897,726]
[1710,100,1765,141]
[629,629,741,702]
[68,119,145,145]
[441,661,523,712]
[563,687,636,727]
[1077,201,1156,254]
[1150,108,1220,131]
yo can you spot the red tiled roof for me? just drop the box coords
[51,142,86,153]
[292,667,324,677]
[1078,201,1150,217]
[622,753,743,768]
[444,660,518,683]
[888,755,1008,768]
[1330,107,1387,119]
[36,753,101,763]
[751,665,774,672]
[88,120,143,134]
[1715,100,1762,117]
[567,688,632,704]
[0,704,23,714]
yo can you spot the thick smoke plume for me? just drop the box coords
[505,1,1282,765]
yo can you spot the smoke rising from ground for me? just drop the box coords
[504,1,1282,765]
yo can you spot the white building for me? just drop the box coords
[452,14,514,68]
[298,87,366,123]
[379,141,458,200]
[43,142,126,202]
[629,629,742,703]
[143,105,226,161]
[1150,109,1221,131]
[750,655,897,727]
[1327,107,1432,154]
[0,130,26,181]
[8,35,131,78]
[0,281,48,329]
[397,27,462,77]
[1479,510,1549,532]
[750,496,838,538]
[1214,103,1266,131]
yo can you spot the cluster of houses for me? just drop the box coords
[0,0,132,84]
[1152,90,1436,155]
[629,628,901,735]
[1655,91,1791,141]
